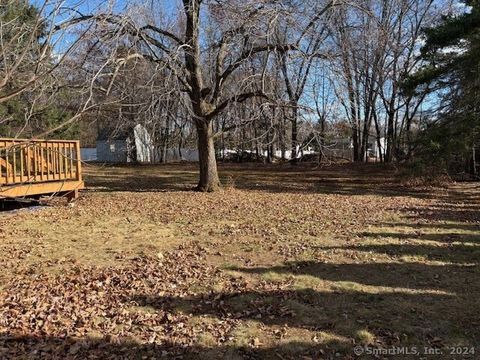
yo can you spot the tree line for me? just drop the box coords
[0,0,478,190]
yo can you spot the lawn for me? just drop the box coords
[0,163,479,359]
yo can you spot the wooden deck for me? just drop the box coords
[0,138,84,200]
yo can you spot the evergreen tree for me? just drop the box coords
[404,0,480,177]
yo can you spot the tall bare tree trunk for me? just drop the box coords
[183,0,221,191]
[372,108,383,163]
[471,143,478,178]
[196,120,220,192]
[352,126,360,162]
[318,114,326,163]
[385,111,395,162]
[280,108,287,161]
[291,105,298,163]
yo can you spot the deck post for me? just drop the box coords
[75,140,82,181]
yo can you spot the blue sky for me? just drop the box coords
[31,0,180,25]
[59,0,178,17]
[33,0,181,52]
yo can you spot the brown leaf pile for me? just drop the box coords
[0,243,231,359]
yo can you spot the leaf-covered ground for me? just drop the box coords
[0,163,479,359]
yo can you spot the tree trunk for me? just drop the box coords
[471,144,478,178]
[178,133,183,160]
[385,111,395,162]
[291,105,298,163]
[268,106,276,163]
[162,129,168,164]
[361,130,369,163]
[372,109,383,163]
[352,126,360,162]
[196,120,220,192]
[280,109,286,161]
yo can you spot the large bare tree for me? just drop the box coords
[68,0,334,191]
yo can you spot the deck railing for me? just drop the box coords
[0,139,82,186]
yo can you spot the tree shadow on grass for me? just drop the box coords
[400,206,480,224]
[129,287,458,337]
[0,335,333,360]
[357,231,480,245]
[395,182,480,224]
[375,222,480,233]
[315,243,480,264]
[233,261,478,294]
[124,289,478,360]
[85,173,198,192]
[224,165,435,198]
[83,164,199,192]
[82,162,437,198]
[122,258,479,357]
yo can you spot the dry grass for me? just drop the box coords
[0,162,479,359]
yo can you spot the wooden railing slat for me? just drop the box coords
[20,144,24,183]
[13,141,17,183]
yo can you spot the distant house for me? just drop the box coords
[96,124,199,163]
[96,124,153,163]
[96,128,131,163]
